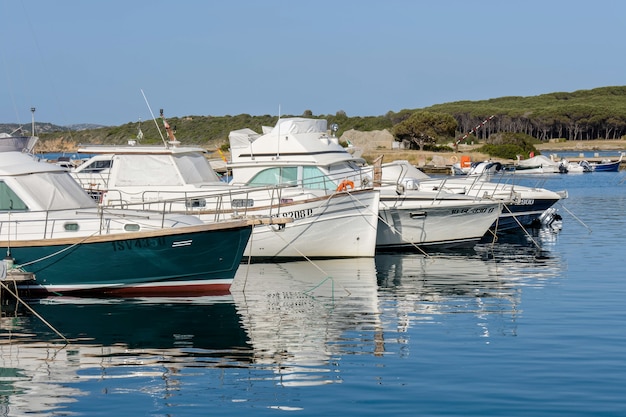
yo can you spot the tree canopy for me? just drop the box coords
[392,111,457,150]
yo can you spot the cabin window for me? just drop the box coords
[185,198,207,208]
[247,167,297,186]
[0,181,28,211]
[81,159,112,173]
[232,198,254,208]
[302,166,334,190]
[64,223,80,231]
[124,224,141,232]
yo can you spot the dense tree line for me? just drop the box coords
[35,112,393,149]
[28,86,626,149]
[426,86,626,142]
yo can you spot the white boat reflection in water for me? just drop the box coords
[375,229,563,339]
[231,257,382,386]
[0,230,563,412]
[0,258,382,414]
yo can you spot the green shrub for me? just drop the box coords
[424,143,454,152]
[476,132,538,159]
[477,143,537,159]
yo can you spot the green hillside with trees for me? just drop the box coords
[426,85,626,141]
[12,85,626,154]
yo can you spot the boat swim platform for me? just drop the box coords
[1,269,35,284]
[0,269,36,301]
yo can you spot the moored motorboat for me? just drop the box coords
[71,113,379,260]
[562,159,593,173]
[228,117,502,250]
[588,153,623,172]
[512,154,567,174]
[0,151,260,296]
[368,159,566,232]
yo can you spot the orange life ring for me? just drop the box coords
[336,179,355,192]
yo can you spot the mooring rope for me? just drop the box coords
[0,279,67,342]
[15,230,101,268]
[559,203,592,233]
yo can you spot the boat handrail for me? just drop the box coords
[99,183,329,221]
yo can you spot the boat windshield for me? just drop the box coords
[302,166,336,190]
[111,153,222,187]
[246,166,336,191]
[13,171,97,210]
[174,153,222,184]
[247,167,298,187]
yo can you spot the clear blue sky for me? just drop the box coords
[2,0,624,126]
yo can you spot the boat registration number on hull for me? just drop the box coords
[112,237,166,251]
[272,208,314,220]
[451,207,497,215]
[515,199,535,205]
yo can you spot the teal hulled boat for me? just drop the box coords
[10,221,252,296]
[0,150,257,296]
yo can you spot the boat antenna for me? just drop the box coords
[140,89,169,147]
[276,104,281,160]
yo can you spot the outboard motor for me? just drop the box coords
[539,208,563,229]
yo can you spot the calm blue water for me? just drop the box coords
[2,171,626,416]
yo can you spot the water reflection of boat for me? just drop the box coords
[231,257,382,386]
[0,296,250,415]
[28,296,249,350]
[375,232,562,337]
[0,234,564,411]
[0,258,383,412]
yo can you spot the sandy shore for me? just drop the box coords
[535,139,626,151]
[358,139,626,168]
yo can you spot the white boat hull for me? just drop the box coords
[377,160,566,231]
[232,189,379,259]
[376,197,501,249]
